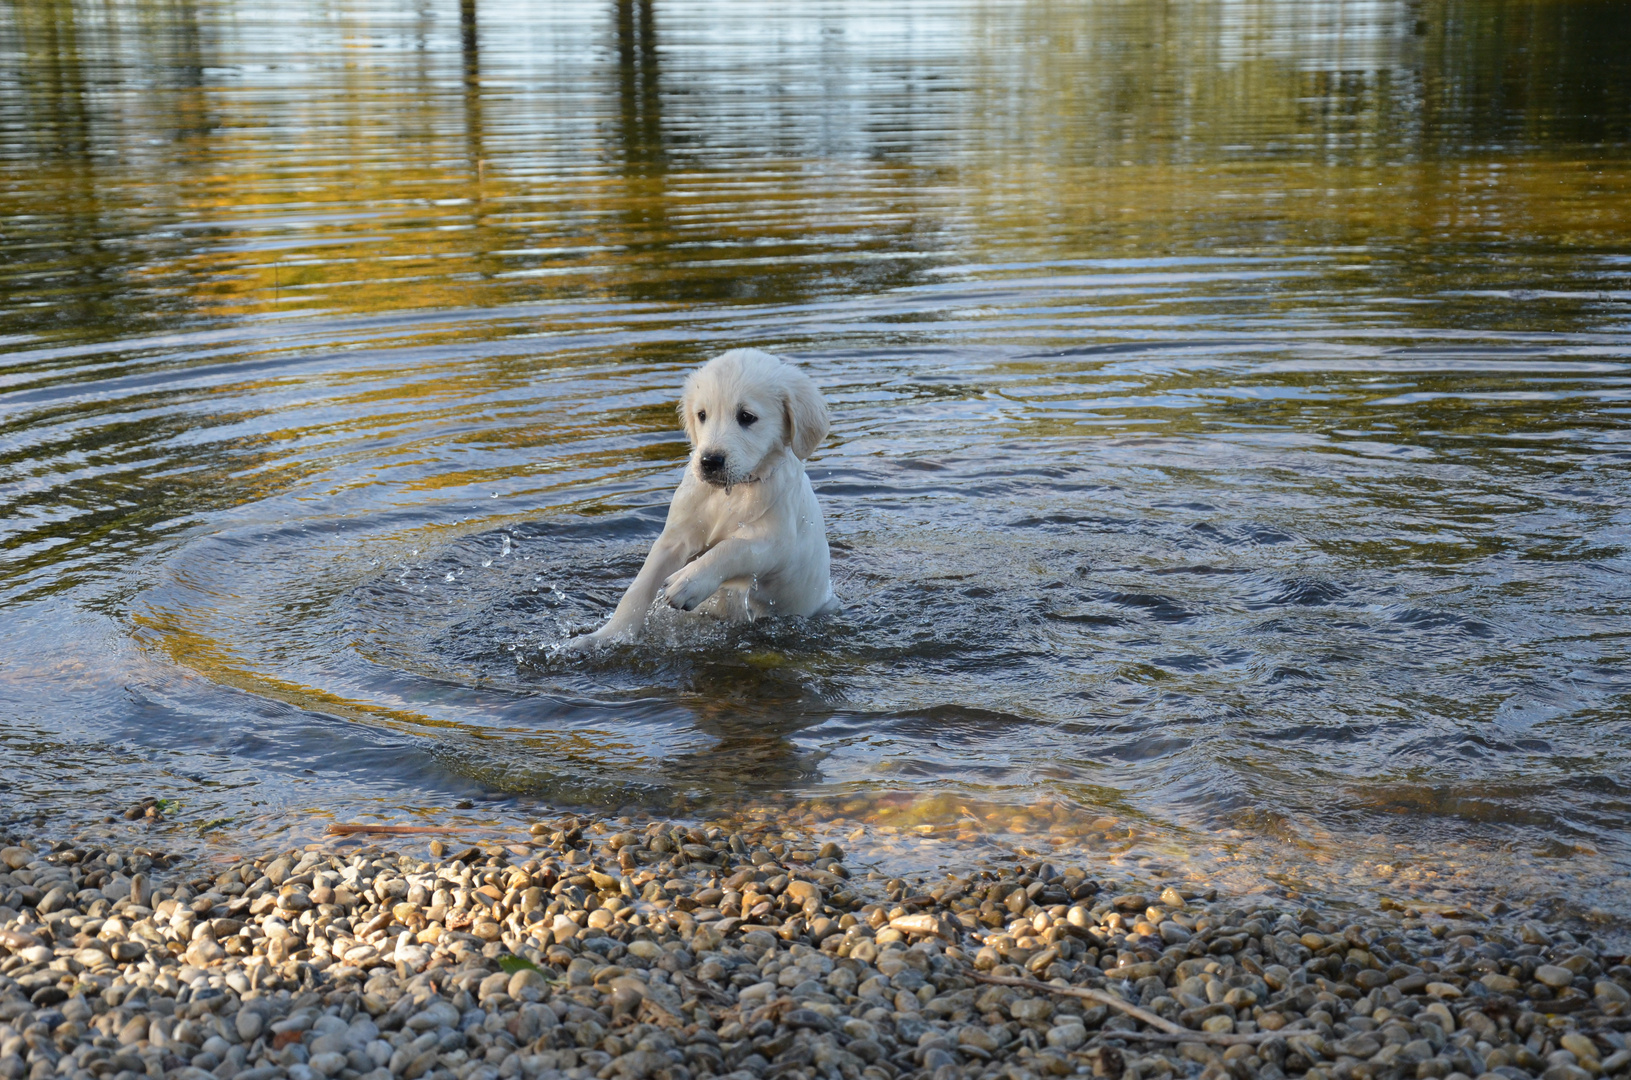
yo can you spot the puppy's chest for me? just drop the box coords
[699,506,771,550]
[687,487,783,540]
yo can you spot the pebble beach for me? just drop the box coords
[2,815,1629,1080]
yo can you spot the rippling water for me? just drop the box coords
[3,0,1631,917]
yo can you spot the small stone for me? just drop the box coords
[1519,922,1553,946]
[958,1027,998,1053]
[1010,998,1052,1023]
[111,940,146,962]
[277,889,312,914]
[401,1050,437,1080]
[69,946,105,969]
[237,1011,264,1042]
[784,1009,833,1032]
[624,940,661,961]
[1559,1034,1599,1064]
[607,984,642,1017]
[406,1000,460,1031]
[1534,965,1575,990]
[889,913,943,937]
[843,1018,879,1042]
[1111,893,1150,912]
[1159,887,1186,909]
[1425,981,1462,998]
[1202,1015,1234,1034]
[1113,961,1159,982]
[1423,1002,1457,1033]
[737,985,773,1011]
[1046,1023,1087,1050]
[0,929,42,950]
[508,1003,556,1044]
[1481,973,1521,993]
[508,969,547,999]
[1596,980,1631,1005]
[307,1052,347,1077]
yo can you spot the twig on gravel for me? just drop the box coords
[325,823,511,836]
[972,973,1282,1046]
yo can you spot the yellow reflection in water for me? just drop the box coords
[4,0,1628,339]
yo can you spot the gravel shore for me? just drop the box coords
[1,816,1628,1080]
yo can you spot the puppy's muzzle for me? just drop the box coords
[698,450,727,482]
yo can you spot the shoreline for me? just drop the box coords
[2,816,1629,1080]
[7,746,1627,938]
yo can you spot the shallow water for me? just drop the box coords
[3,0,1631,916]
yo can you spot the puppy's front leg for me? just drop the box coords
[588,537,692,641]
[662,537,770,612]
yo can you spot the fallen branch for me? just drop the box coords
[325,824,514,836]
[971,973,1281,1046]
[1092,1027,1282,1046]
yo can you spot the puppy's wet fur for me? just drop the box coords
[576,349,834,642]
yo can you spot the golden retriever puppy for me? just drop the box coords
[577,348,835,643]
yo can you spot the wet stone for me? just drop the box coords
[1534,964,1576,989]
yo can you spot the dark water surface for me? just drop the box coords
[3,0,1631,915]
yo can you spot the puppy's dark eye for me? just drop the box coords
[737,409,757,427]
[696,409,706,423]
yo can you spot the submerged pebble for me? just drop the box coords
[0,817,1628,1080]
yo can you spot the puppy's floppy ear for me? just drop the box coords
[780,365,830,460]
[678,369,701,446]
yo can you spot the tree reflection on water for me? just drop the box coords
[0,0,1624,338]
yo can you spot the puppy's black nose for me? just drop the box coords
[699,451,726,474]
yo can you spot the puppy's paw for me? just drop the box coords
[558,632,599,652]
[560,619,628,651]
[662,568,715,612]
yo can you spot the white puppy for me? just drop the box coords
[578,348,835,643]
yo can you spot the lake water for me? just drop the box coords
[3,0,1630,922]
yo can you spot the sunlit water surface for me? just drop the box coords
[3,0,1631,921]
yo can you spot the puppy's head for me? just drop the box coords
[679,348,829,489]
